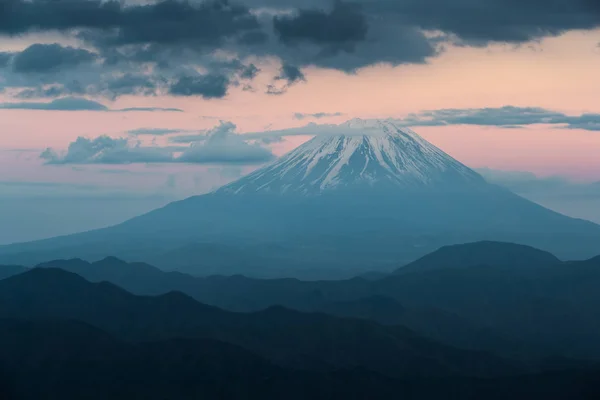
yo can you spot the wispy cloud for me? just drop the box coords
[0,97,108,111]
[168,133,208,144]
[477,168,600,224]
[178,121,275,165]
[127,128,190,136]
[40,136,175,165]
[243,107,600,143]
[0,180,101,190]
[477,168,600,199]
[40,122,274,166]
[0,97,183,112]
[396,106,600,131]
[117,107,184,113]
[294,112,345,120]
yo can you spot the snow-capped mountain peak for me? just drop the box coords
[217,119,484,195]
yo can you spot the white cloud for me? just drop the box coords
[178,121,275,165]
[41,121,275,166]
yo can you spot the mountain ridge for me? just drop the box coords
[395,241,562,274]
[0,267,517,379]
[219,119,484,196]
[1,119,600,273]
[3,241,600,359]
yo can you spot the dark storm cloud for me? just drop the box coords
[373,0,600,45]
[16,83,87,99]
[0,0,264,98]
[240,4,437,73]
[0,0,262,45]
[0,0,117,34]
[242,0,600,45]
[2,0,599,53]
[99,73,158,98]
[266,63,305,95]
[2,0,600,99]
[277,64,305,83]
[169,74,230,98]
[12,44,97,73]
[240,63,260,79]
[208,58,261,80]
[273,1,368,51]
[88,0,262,48]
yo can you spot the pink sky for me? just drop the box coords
[1,30,600,191]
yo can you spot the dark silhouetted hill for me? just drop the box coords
[0,268,516,379]
[0,265,27,280]
[395,241,561,274]
[1,318,599,400]
[8,241,598,361]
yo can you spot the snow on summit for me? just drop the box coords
[219,119,484,195]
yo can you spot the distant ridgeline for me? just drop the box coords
[1,241,600,399]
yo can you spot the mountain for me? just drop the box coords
[8,241,600,360]
[0,268,517,378]
[0,265,27,280]
[3,259,600,398]
[0,318,425,400]
[1,118,599,277]
[395,241,562,274]
[37,256,170,286]
[2,319,599,400]
[0,318,290,400]
[5,255,522,357]
[217,120,484,195]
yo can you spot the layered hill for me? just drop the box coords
[3,241,600,359]
[0,268,516,379]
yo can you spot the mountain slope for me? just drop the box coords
[19,242,600,360]
[10,243,600,361]
[1,118,599,274]
[395,241,562,274]
[10,256,523,356]
[0,318,400,400]
[0,265,27,280]
[0,268,516,378]
[3,318,599,400]
[219,119,484,195]
[5,241,600,360]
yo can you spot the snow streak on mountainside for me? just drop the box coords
[218,119,484,195]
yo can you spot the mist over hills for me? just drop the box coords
[1,119,599,279]
[3,241,600,362]
[2,241,600,399]
[0,267,517,379]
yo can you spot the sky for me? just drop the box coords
[1,0,600,243]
